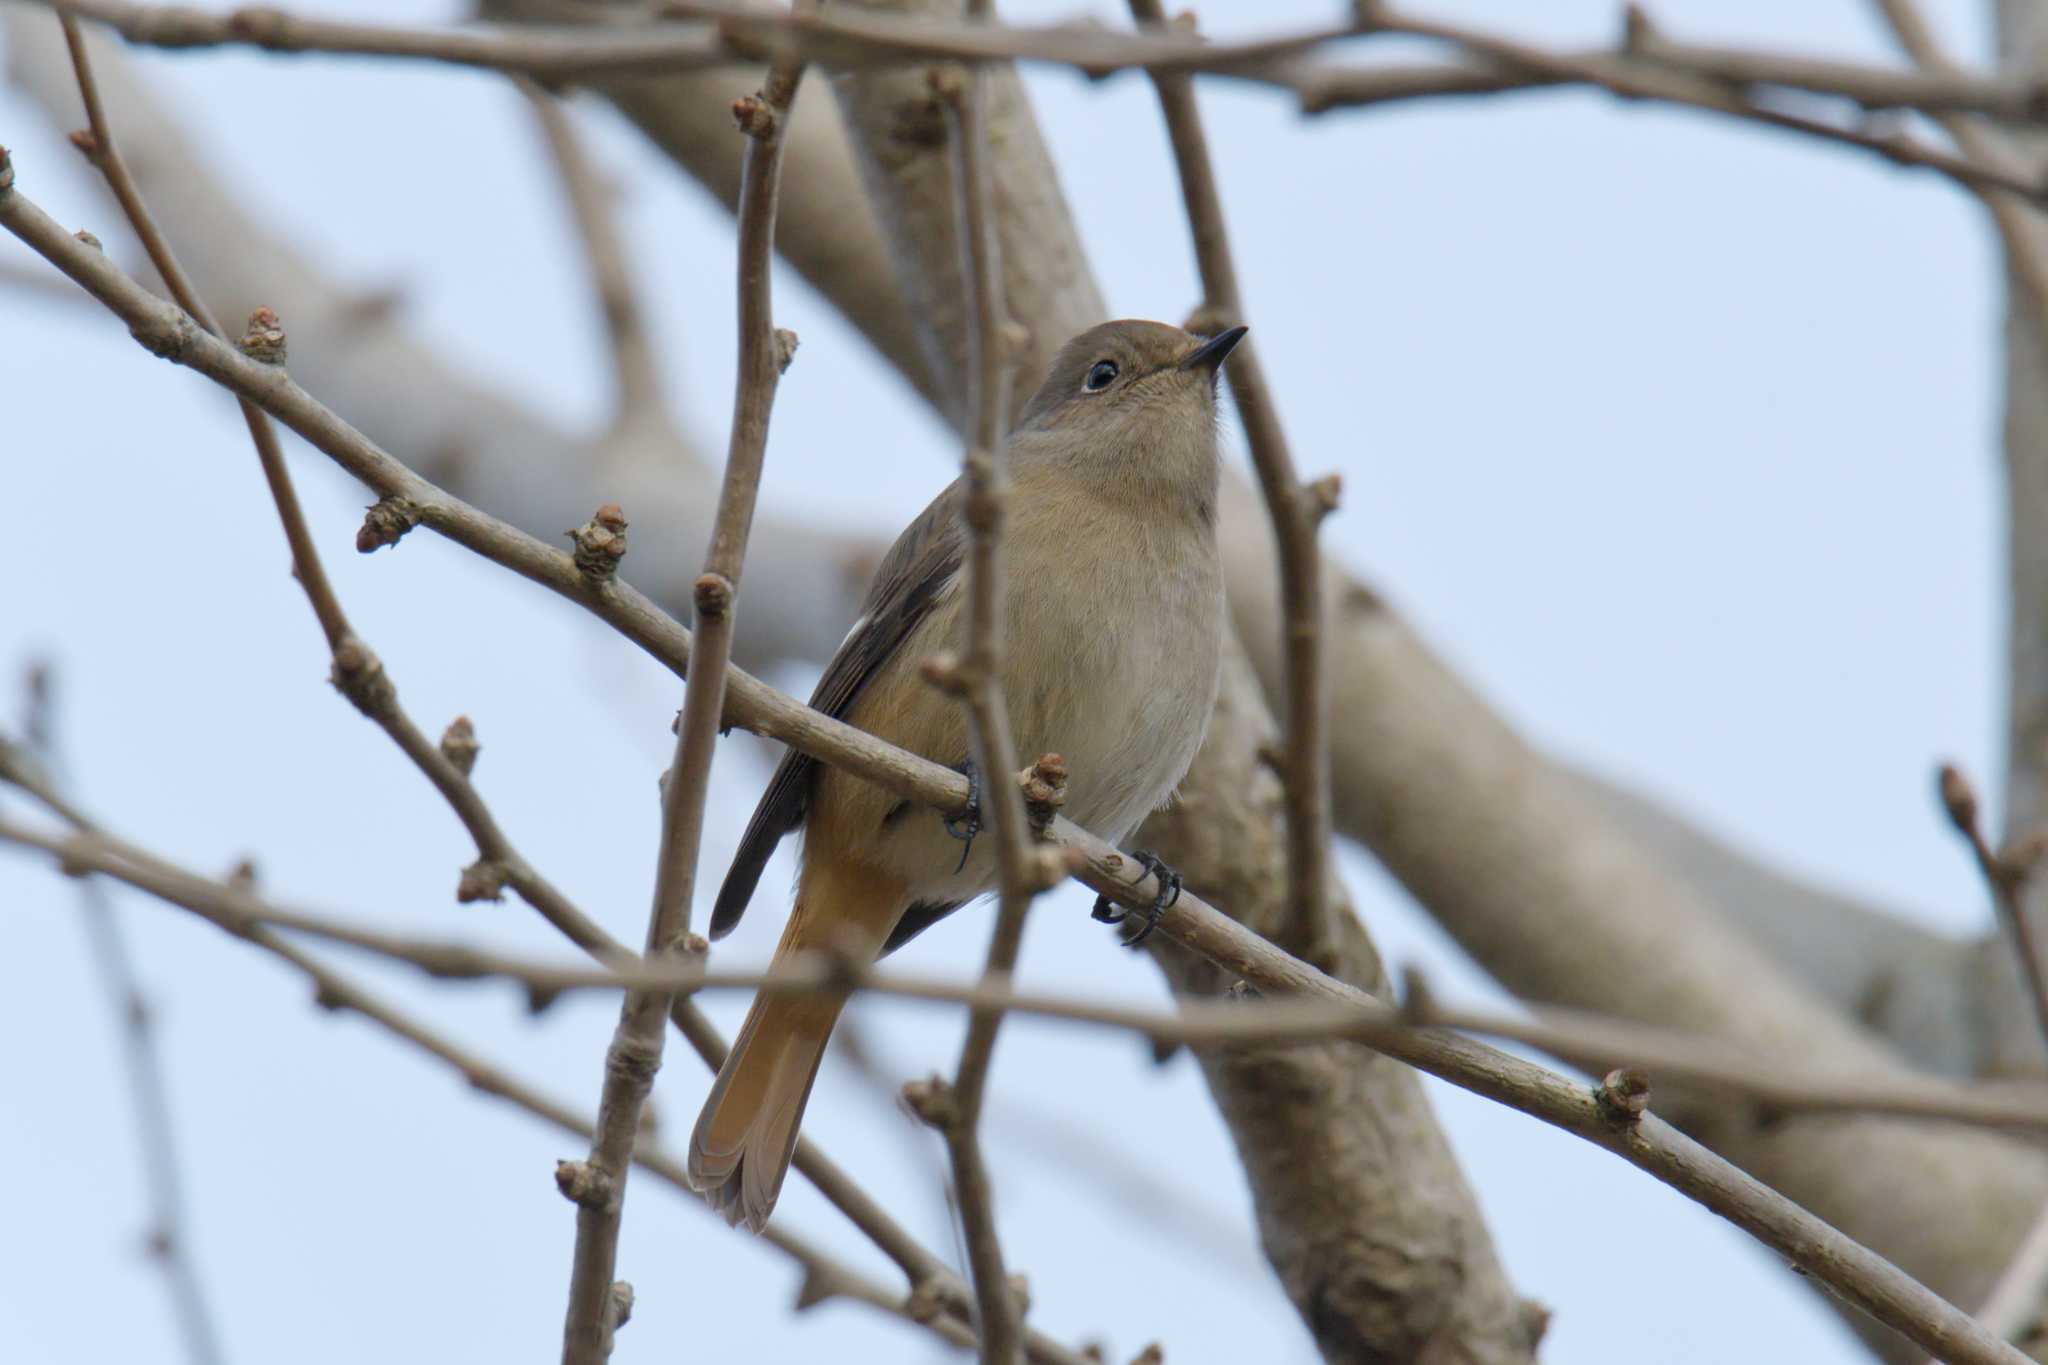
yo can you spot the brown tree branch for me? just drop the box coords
[1938,765,2048,1056]
[18,63,2048,1358]
[1128,0,1332,957]
[10,12,1987,1097]
[918,27,1044,1362]
[3,180,2039,1357]
[558,53,804,1363]
[23,808,2048,1145]
[0,84,1067,1349]
[521,81,669,435]
[18,668,226,1365]
[0,816,989,1354]
[0,772,2033,1363]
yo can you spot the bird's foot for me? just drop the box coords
[1091,851,1182,948]
[943,760,981,873]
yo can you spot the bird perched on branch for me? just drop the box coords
[688,318,1246,1231]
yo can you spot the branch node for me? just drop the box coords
[731,93,778,140]
[356,495,421,553]
[226,857,259,892]
[607,1280,635,1331]
[568,503,629,581]
[1620,3,1656,53]
[773,327,800,374]
[2006,831,2048,885]
[75,228,103,251]
[237,306,287,365]
[456,859,508,904]
[904,1277,947,1324]
[1128,1344,1165,1365]
[693,571,735,620]
[1006,1271,1032,1317]
[900,1073,959,1130]
[794,1265,843,1311]
[1017,753,1068,834]
[327,638,394,718]
[555,1159,616,1210]
[0,146,14,195]
[1596,1067,1651,1123]
[1398,965,1439,1024]
[1938,761,1979,836]
[439,715,480,776]
[1302,472,1343,525]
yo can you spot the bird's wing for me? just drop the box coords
[708,481,966,939]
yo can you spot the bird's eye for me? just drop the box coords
[1083,360,1119,393]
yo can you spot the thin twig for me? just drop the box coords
[0,754,1064,1363]
[926,20,1044,1360]
[19,668,225,1365]
[520,81,668,435]
[0,132,1078,1365]
[1332,5,2048,204]
[1129,0,1332,957]
[25,810,2048,1146]
[558,51,804,1365]
[43,0,2045,207]
[1628,16,2048,122]
[1862,0,2048,370]
[0,169,2035,1365]
[57,13,351,652]
[0,799,2034,1365]
[1970,1199,2048,1351]
[1938,764,2048,1057]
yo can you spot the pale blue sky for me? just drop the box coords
[0,1,2005,1361]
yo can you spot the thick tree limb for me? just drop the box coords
[12,183,2046,1361]
[1133,642,1540,1364]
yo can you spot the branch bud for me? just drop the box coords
[1938,762,1979,835]
[568,503,629,581]
[238,306,287,365]
[440,715,480,776]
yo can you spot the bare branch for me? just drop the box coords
[1129,0,1331,957]
[1938,764,2048,1056]
[18,667,225,1365]
[2,790,2035,1365]
[24,809,2048,1146]
[56,12,352,653]
[43,0,2044,208]
[6,158,2040,1365]
[1328,5,2048,203]
[558,50,805,1363]
[520,81,669,434]
[0,130,1079,1360]
[928,24,1043,1359]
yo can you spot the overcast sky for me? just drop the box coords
[0,1,2009,1361]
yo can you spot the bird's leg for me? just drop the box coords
[1091,851,1183,948]
[942,759,981,873]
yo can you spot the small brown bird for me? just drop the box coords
[687,319,1245,1231]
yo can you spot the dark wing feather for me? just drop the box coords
[708,482,967,939]
[880,899,966,957]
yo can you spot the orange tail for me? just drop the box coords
[687,860,900,1232]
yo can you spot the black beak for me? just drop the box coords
[1179,324,1248,372]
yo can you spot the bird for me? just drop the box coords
[686,318,1246,1232]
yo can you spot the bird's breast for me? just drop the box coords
[999,508,1223,842]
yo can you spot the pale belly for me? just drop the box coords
[869,541,1225,905]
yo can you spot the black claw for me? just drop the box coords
[1091,851,1182,948]
[943,760,981,873]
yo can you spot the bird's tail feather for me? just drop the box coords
[686,861,900,1232]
